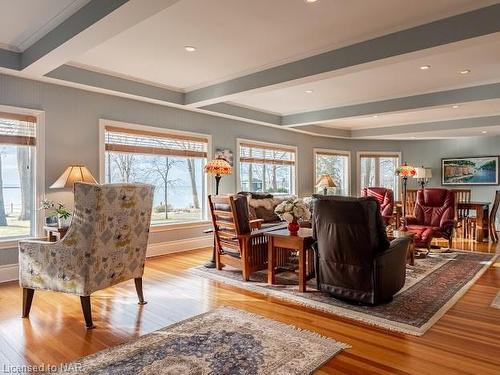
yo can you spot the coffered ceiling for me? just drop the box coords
[0,0,499,140]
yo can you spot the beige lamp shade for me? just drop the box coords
[315,174,337,188]
[50,165,97,189]
[413,167,432,179]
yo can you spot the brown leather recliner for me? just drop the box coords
[311,195,410,305]
[405,188,455,249]
[362,187,394,225]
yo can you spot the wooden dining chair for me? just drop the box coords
[208,194,268,281]
[490,191,500,242]
[452,189,473,239]
[403,189,418,216]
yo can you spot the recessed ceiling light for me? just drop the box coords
[420,65,431,70]
[411,136,417,139]
[305,90,314,94]
[459,69,471,74]
[305,0,318,3]
[372,115,379,118]
[452,105,460,109]
[481,131,488,134]
[184,46,196,52]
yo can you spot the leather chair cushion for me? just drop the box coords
[406,225,434,246]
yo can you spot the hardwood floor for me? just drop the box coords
[0,238,499,374]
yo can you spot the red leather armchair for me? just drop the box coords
[405,188,455,249]
[362,187,394,225]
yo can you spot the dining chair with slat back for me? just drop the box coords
[208,194,268,281]
[452,189,473,239]
[490,191,500,242]
[404,189,418,216]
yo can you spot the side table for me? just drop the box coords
[266,228,314,292]
[44,226,68,242]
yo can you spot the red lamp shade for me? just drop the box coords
[204,158,232,175]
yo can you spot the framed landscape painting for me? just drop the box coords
[442,156,499,185]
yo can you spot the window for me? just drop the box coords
[358,152,400,195]
[0,112,37,239]
[238,140,296,194]
[314,149,350,195]
[103,123,209,225]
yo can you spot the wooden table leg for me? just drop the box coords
[476,206,484,242]
[409,240,415,266]
[267,238,276,285]
[298,244,306,292]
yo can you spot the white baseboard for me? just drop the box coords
[0,264,19,283]
[0,236,212,284]
[146,236,212,257]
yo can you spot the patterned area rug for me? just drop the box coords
[191,251,496,336]
[55,307,349,374]
[491,291,500,309]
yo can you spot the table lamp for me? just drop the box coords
[204,157,232,195]
[413,166,432,189]
[50,165,97,188]
[395,163,416,230]
[316,174,336,195]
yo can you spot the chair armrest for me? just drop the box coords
[376,237,411,260]
[405,216,419,225]
[374,237,410,273]
[441,219,456,229]
[250,219,264,230]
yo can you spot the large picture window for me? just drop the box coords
[358,152,400,195]
[103,124,209,225]
[314,149,350,195]
[0,112,36,239]
[238,140,296,195]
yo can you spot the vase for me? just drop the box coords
[58,216,70,229]
[288,220,300,234]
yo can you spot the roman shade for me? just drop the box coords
[0,111,36,146]
[104,125,208,158]
[239,142,295,166]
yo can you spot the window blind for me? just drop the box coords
[104,126,208,158]
[0,111,36,146]
[239,142,295,166]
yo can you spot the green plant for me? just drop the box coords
[40,199,71,219]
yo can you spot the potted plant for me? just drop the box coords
[40,199,72,228]
[274,198,311,234]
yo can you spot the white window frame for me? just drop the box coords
[356,151,401,196]
[313,148,351,196]
[236,138,298,195]
[0,104,45,248]
[99,119,212,229]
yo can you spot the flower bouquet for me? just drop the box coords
[40,199,72,228]
[274,198,311,234]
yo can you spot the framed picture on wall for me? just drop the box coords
[442,156,499,185]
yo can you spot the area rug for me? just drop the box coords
[191,251,496,336]
[491,291,500,309]
[54,307,349,374]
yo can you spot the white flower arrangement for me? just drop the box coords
[274,198,311,223]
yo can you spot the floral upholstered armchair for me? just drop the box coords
[19,182,154,328]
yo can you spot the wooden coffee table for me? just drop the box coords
[387,229,416,266]
[265,228,314,292]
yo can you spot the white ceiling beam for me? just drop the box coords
[351,115,500,138]
[184,4,500,107]
[284,83,500,126]
[21,0,180,76]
